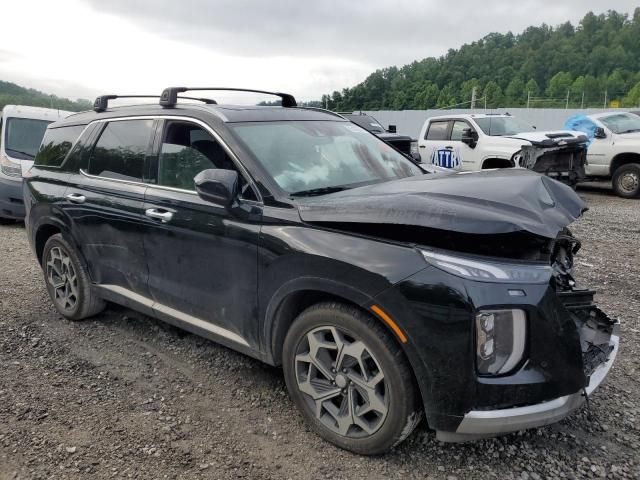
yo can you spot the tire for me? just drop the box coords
[612,163,640,198]
[282,302,422,455]
[41,233,105,321]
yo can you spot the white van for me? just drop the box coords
[0,105,71,222]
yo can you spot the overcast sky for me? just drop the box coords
[0,0,637,102]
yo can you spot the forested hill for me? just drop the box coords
[0,80,92,112]
[323,9,640,111]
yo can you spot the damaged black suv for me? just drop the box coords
[24,88,619,455]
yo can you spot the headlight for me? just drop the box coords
[420,249,552,284]
[476,309,527,375]
[0,154,22,177]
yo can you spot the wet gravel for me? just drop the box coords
[0,184,639,479]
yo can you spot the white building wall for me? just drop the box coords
[361,108,624,138]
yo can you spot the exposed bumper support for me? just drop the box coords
[437,325,619,442]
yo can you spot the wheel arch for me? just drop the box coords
[264,278,409,367]
[482,157,515,169]
[610,152,640,176]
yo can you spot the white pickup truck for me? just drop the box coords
[564,111,640,198]
[418,113,588,185]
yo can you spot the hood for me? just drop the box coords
[296,169,586,239]
[507,130,588,147]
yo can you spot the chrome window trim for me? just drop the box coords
[82,115,263,203]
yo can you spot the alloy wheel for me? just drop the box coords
[294,326,388,438]
[46,246,79,311]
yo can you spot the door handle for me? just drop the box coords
[145,208,174,223]
[65,193,86,204]
[419,145,426,149]
[444,145,453,149]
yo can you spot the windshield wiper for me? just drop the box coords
[290,186,350,197]
[5,148,35,159]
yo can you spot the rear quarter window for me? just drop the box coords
[35,125,85,167]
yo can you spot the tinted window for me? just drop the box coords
[158,121,236,190]
[88,120,153,181]
[4,118,52,159]
[426,121,449,140]
[474,117,533,136]
[450,121,469,141]
[35,125,85,167]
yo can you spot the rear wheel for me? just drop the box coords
[42,234,105,320]
[612,163,640,198]
[282,302,421,455]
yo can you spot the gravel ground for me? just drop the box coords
[1,185,639,480]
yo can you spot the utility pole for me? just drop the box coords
[484,95,487,110]
[581,91,585,109]
[603,90,608,109]
[526,91,530,109]
[470,87,477,110]
[565,90,570,110]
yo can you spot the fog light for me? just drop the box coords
[476,309,526,375]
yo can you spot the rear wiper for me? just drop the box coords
[290,186,349,197]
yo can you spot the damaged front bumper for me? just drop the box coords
[519,136,588,186]
[437,305,619,442]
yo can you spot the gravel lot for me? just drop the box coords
[1,185,639,480]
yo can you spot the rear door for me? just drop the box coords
[142,118,261,349]
[62,118,155,297]
[419,120,458,168]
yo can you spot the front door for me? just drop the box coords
[142,119,261,349]
[448,120,478,171]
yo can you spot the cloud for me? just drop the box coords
[82,0,639,67]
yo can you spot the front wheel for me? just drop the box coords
[282,302,422,455]
[612,163,640,198]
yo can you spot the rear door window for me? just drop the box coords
[88,119,154,181]
[35,125,85,167]
[426,121,450,140]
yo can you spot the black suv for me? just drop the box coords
[340,112,421,162]
[25,87,619,454]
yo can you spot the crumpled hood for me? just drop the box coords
[296,169,587,239]
[507,130,588,147]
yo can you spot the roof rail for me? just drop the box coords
[93,94,217,113]
[159,87,297,108]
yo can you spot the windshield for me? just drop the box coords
[230,121,422,194]
[599,113,640,134]
[345,115,385,133]
[4,117,52,159]
[474,116,534,136]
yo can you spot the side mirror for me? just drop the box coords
[593,127,607,139]
[461,128,478,148]
[194,169,238,207]
[387,124,397,133]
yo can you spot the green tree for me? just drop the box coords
[623,81,640,107]
[483,81,504,108]
[505,77,525,106]
[435,85,456,109]
[546,72,573,98]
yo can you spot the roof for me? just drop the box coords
[429,113,511,120]
[1,104,72,121]
[587,111,636,120]
[57,102,344,127]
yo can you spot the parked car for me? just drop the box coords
[340,112,421,161]
[418,113,588,185]
[565,111,640,197]
[25,88,618,454]
[0,105,71,222]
